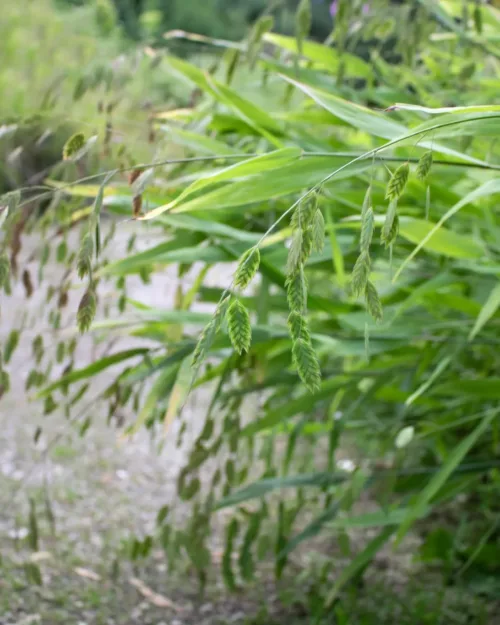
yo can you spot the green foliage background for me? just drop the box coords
[2,0,500,621]
[59,0,334,41]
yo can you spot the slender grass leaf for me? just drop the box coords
[38,349,149,397]
[242,376,352,436]
[281,498,344,557]
[434,379,500,399]
[326,527,395,606]
[144,157,371,216]
[281,76,404,139]
[400,219,481,264]
[164,356,192,433]
[406,356,452,406]
[140,148,302,220]
[280,76,495,165]
[165,126,238,155]
[395,410,497,545]
[263,33,371,78]
[469,282,500,340]
[126,365,179,436]
[395,180,500,280]
[216,472,348,509]
[166,56,282,138]
[328,506,430,529]
[388,103,500,115]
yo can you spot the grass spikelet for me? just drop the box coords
[131,168,153,197]
[4,330,20,364]
[3,190,20,212]
[473,3,482,35]
[77,233,93,279]
[365,280,383,321]
[387,214,399,247]
[95,221,101,259]
[248,15,274,69]
[32,335,43,365]
[291,195,316,231]
[287,311,310,343]
[300,227,313,264]
[214,295,231,327]
[0,253,10,290]
[192,320,217,369]
[56,241,67,263]
[312,209,325,252]
[58,289,69,309]
[22,269,33,298]
[361,185,372,221]
[286,266,307,313]
[104,120,112,156]
[0,191,20,227]
[10,215,24,275]
[360,206,374,253]
[227,299,252,354]
[128,168,143,186]
[296,0,312,56]
[63,132,85,160]
[0,370,10,398]
[192,296,230,368]
[416,151,433,180]
[234,247,260,289]
[225,48,240,85]
[386,162,409,200]
[292,337,321,393]
[77,285,97,333]
[287,230,303,276]
[73,76,88,101]
[351,251,370,297]
[56,341,65,364]
[381,199,398,248]
[132,195,143,219]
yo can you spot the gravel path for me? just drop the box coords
[0,218,252,624]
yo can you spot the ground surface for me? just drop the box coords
[0,220,242,624]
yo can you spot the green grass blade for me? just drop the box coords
[140,148,302,220]
[216,472,348,509]
[395,410,497,545]
[326,527,395,606]
[37,348,150,397]
[469,282,500,340]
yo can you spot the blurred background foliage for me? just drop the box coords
[57,0,335,41]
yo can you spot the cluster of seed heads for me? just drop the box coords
[351,185,382,322]
[191,244,260,374]
[284,193,324,392]
[191,192,325,393]
[351,152,433,321]
[190,149,433,391]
